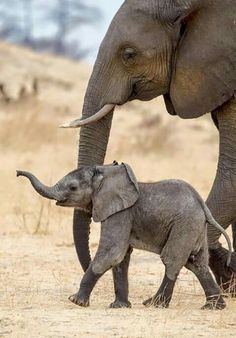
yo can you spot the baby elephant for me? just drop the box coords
[17,163,232,310]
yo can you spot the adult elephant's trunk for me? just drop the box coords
[74,72,114,272]
[16,170,62,201]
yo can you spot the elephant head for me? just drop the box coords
[17,163,139,222]
[61,0,236,271]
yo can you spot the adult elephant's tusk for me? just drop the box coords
[59,104,115,128]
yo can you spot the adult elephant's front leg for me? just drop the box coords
[207,98,236,294]
[110,247,133,308]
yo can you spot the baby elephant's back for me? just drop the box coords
[136,180,206,233]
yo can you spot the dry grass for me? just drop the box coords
[0,42,236,338]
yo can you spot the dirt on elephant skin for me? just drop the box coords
[0,42,236,338]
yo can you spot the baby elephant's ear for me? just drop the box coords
[92,163,139,222]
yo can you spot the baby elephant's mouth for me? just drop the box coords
[56,199,79,208]
[56,199,68,207]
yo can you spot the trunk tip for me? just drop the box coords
[16,170,22,177]
[16,170,28,178]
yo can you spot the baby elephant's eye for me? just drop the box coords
[69,185,77,192]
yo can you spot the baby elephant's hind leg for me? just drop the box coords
[143,226,196,308]
[186,239,225,310]
[143,271,176,308]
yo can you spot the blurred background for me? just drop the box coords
[0,0,218,285]
[0,0,123,63]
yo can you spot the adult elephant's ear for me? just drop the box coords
[91,163,139,223]
[163,0,236,118]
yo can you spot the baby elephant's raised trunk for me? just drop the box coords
[16,170,62,201]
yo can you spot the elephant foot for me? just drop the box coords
[143,297,154,307]
[209,247,236,297]
[109,300,131,309]
[68,293,90,307]
[143,295,169,308]
[201,295,226,310]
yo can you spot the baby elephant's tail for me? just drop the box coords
[187,183,232,266]
[202,204,232,267]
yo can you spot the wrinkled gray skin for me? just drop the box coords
[71,0,236,293]
[17,163,232,309]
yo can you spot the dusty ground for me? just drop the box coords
[0,42,236,338]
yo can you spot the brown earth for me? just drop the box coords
[0,42,236,338]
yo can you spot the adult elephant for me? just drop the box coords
[63,0,236,303]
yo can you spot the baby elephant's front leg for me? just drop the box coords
[69,212,132,307]
[69,265,102,307]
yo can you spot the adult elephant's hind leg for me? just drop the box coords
[110,247,133,308]
[207,98,236,294]
[231,221,236,251]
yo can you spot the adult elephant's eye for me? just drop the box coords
[122,47,137,64]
